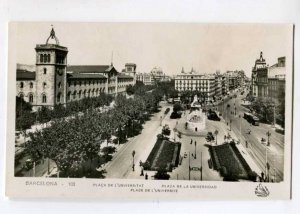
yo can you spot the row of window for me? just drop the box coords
[65,88,105,101]
[19,82,47,89]
[19,79,132,90]
[19,82,34,89]
[176,80,213,84]
[40,54,51,63]
[68,80,107,87]
[18,93,46,103]
[176,87,214,91]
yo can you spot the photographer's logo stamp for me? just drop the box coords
[255,183,270,197]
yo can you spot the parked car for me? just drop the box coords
[23,159,34,171]
[207,111,221,121]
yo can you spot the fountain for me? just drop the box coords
[186,95,206,132]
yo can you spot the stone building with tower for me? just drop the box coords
[251,52,268,97]
[250,52,286,100]
[16,27,136,109]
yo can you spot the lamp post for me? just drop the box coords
[214,130,219,145]
[200,151,203,181]
[239,115,242,134]
[173,127,177,142]
[273,104,276,128]
[188,152,191,181]
[132,150,135,171]
[194,141,197,159]
[229,119,232,131]
[266,131,271,146]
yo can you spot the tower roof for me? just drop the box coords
[46,26,60,45]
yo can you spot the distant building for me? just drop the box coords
[16,27,135,109]
[136,67,171,85]
[251,52,268,97]
[122,63,137,85]
[226,70,246,90]
[251,52,286,100]
[268,57,286,100]
[174,68,216,103]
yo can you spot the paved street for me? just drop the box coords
[103,102,170,179]
[216,89,284,182]
[101,88,284,182]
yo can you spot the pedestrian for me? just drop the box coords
[190,139,192,144]
[145,173,148,180]
[245,141,248,148]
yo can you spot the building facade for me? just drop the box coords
[251,52,286,100]
[251,52,268,97]
[174,68,216,103]
[268,57,286,100]
[136,67,171,85]
[16,28,135,108]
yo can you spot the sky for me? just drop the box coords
[12,22,293,77]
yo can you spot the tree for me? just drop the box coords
[173,103,182,113]
[251,97,275,123]
[206,132,215,142]
[154,165,170,180]
[126,85,135,95]
[162,125,171,137]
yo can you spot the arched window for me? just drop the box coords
[88,89,91,97]
[47,54,51,63]
[30,82,33,88]
[29,93,33,103]
[67,91,71,101]
[44,68,47,74]
[58,82,61,88]
[42,94,47,103]
[73,91,77,100]
[83,90,86,97]
[43,82,47,88]
[92,89,95,97]
[57,92,61,103]
[78,90,82,99]
[20,82,24,88]
[74,81,77,87]
[19,93,24,100]
[40,54,44,63]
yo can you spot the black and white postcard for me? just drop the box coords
[5,22,294,199]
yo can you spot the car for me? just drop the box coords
[207,111,221,121]
[23,159,34,171]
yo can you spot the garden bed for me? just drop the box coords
[208,142,256,181]
[144,138,181,172]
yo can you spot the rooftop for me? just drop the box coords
[67,65,113,74]
[67,73,107,80]
[17,70,36,81]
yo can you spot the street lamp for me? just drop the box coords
[173,127,177,142]
[132,150,135,171]
[194,141,197,159]
[214,130,219,145]
[266,131,271,146]
[239,115,242,134]
[229,119,232,131]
